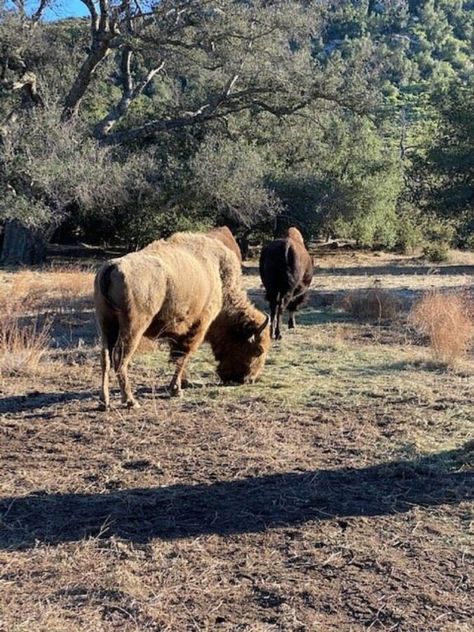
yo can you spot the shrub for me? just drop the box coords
[409,290,474,364]
[422,217,455,262]
[394,206,424,253]
[423,241,450,262]
[338,283,402,322]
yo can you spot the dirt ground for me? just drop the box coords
[0,250,473,631]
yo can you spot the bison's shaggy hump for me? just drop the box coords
[206,226,242,263]
[259,227,313,340]
[94,232,270,410]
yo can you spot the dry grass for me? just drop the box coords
[0,312,51,376]
[0,254,473,631]
[0,267,94,377]
[409,290,474,364]
[0,267,94,313]
[337,282,402,322]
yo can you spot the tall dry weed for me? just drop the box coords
[409,290,474,364]
[0,267,92,376]
[0,269,93,312]
[0,312,51,376]
[339,282,401,322]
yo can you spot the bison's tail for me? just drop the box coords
[95,263,121,368]
[97,263,120,312]
[282,242,298,305]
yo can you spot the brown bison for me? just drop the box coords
[259,227,313,340]
[206,226,242,263]
[94,232,270,410]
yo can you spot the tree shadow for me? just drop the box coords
[315,264,474,277]
[0,390,95,414]
[242,265,260,276]
[346,359,456,376]
[17,305,96,349]
[1,447,471,550]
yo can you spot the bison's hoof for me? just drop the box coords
[288,321,295,330]
[98,402,110,412]
[170,386,183,398]
[125,400,141,409]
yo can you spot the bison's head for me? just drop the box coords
[210,313,271,384]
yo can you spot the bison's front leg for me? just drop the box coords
[168,326,205,397]
[287,293,305,331]
[168,346,187,397]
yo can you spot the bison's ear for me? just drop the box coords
[248,314,269,343]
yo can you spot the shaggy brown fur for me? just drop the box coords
[286,227,305,245]
[259,226,313,340]
[206,226,242,263]
[94,233,270,409]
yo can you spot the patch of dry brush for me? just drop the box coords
[0,312,51,376]
[338,282,402,322]
[409,289,474,364]
[0,267,94,376]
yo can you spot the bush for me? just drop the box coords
[423,241,450,262]
[394,206,424,253]
[421,217,455,261]
[338,283,402,322]
[409,290,474,364]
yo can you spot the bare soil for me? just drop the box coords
[0,251,473,631]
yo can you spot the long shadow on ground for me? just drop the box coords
[243,263,474,278]
[0,390,94,414]
[1,447,471,550]
[314,264,474,277]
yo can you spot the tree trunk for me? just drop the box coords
[0,220,47,266]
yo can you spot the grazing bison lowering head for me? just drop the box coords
[207,311,270,384]
[94,231,270,409]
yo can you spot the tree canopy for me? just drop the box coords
[0,0,472,263]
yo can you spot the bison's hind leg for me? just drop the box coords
[267,292,282,340]
[97,316,119,411]
[115,315,149,409]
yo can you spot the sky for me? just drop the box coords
[42,1,90,20]
[5,1,90,20]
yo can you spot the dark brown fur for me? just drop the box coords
[259,227,313,339]
[94,233,270,409]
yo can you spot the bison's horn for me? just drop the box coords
[256,314,270,337]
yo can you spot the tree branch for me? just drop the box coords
[80,0,99,32]
[32,0,50,23]
[1,72,44,136]
[101,79,365,147]
[62,2,123,121]
[94,48,165,139]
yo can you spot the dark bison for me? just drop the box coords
[206,226,242,263]
[94,232,270,410]
[259,227,313,340]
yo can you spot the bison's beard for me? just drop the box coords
[206,314,271,385]
[215,348,267,385]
